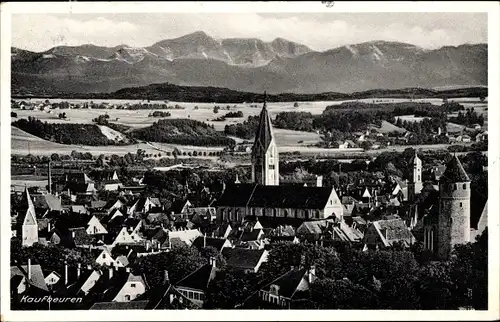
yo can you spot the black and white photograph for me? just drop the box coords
[1,1,498,320]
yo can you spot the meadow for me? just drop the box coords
[11,97,486,157]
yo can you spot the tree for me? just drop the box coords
[213,106,220,114]
[11,111,17,118]
[310,278,379,309]
[50,153,61,162]
[133,244,206,286]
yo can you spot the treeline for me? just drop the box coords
[12,117,120,146]
[15,83,487,103]
[148,111,171,117]
[274,111,316,132]
[132,118,235,147]
[224,115,260,139]
[448,108,485,126]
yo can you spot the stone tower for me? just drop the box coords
[408,151,423,202]
[437,155,471,260]
[251,92,279,186]
[20,188,39,247]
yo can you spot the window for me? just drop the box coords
[460,202,463,207]
[124,295,131,301]
[188,291,193,299]
[454,184,457,191]
[316,210,320,219]
[273,209,277,217]
[305,210,309,219]
[102,254,106,259]
[200,293,205,301]
[418,175,421,181]
[131,283,136,288]
[284,210,288,218]
[194,292,199,300]
[269,164,275,170]
[463,184,467,190]
[295,209,298,218]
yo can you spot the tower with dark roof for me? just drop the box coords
[20,188,39,247]
[251,92,279,186]
[408,151,422,202]
[436,155,471,260]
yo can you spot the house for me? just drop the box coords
[222,248,268,273]
[87,268,147,303]
[127,197,161,216]
[431,165,447,181]
[191,236,232,253]
[71,205,88,215]
[475,131,488,142]
[215,223,232,239]
[216,183,344,224]
[167,229,203,248]
[457,134,472,143]
[134,271,197,309]
[94,248,117,267]
[362,218,415,250]
[31,193,63,216]
[11,259,49,293]
[90,170,123,191]
[169,199,192,216]
[251,266,316,308]
[269,235,300,244]
[174,258,219,307]
[66,269,102,296]
[44,270,62,287]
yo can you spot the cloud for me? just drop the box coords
[11,13,487,52]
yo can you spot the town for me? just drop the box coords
[10,96,488,310]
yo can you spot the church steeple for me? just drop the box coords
[251,91,279,186]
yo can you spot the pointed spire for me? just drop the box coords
[440,155,470,183]
[252,91,274,154]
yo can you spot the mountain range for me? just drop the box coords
[11,31,487,94]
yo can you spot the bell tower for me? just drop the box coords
[408,151,423,202]
[251,92,279,186]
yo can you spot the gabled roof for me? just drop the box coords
[90,200,108,209]
[11,262,48,292]
[192,236,229,252]
[372,218,414,247]
[32,193,62,211]
[296,220,333,235]
[135,282,195,309]
[21,188,37,225]
[440,156,470,183]
[252,93,274,155]
[66,269,100,296]
[261,267,308,299]
[222,248,267,270]
[175,263,217,292]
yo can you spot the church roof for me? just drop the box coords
[22,188,37,226]
[409,151,421,164]
[440,156,470,183]
[252,92,274,154]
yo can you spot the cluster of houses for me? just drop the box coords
[11,98,489,310]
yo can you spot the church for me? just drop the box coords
[216,93,344,225]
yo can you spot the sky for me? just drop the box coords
[12,13,487,52]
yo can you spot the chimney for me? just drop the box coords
[209,257,216,268]
[71,230,75,239]
[77,263,81,279]
[316,175,323,188]
[146,243,150,251]
[308,265,316,284]
[163,270,170,284]
[109,266,114,279]
[87,264,92,271]
[65,261,69,285]
[169,294,175,304]
[48,161,52,194]
[47,221,52,232]
[203,233,207,248]
[27,258,32,280]
[125,267,130,273]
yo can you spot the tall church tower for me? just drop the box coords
[251,92,279,186]
[408,151,423,202]
[20,187,39,247]
[437,155,471,260]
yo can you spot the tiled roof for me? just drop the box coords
[222,248,267,270]
[261,268,307,299]
[32,193,62,211]
[373,218,414,246]
[176,263,217,291]
[440,156,470,183]
[11,262,48,292]
[296,220,332,235]
[192,236,229,252]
